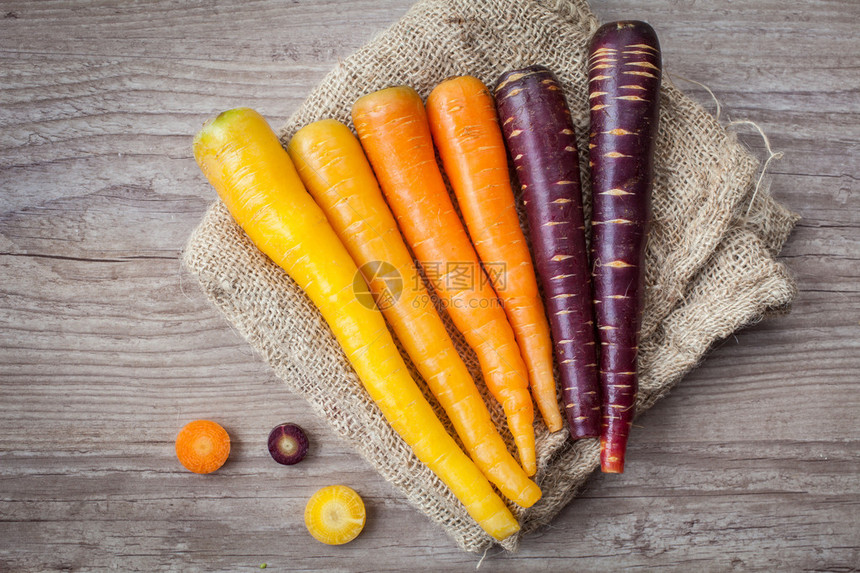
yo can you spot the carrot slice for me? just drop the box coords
[304,485,367,545]
[175,420,230,474]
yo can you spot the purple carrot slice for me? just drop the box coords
[495,65,601,440]
[268,423,309,465]
[587,21,662,473]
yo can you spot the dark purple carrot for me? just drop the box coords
[587,21,661,473]
[494,65,601,440]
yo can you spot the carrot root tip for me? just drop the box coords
[600,440,626,473]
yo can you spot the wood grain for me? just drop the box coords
[1,0,858,570]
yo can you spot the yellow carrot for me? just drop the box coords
[193,108,519,540]
[427,76,563,433]
[352,87,537,475]
[288,119,541,507]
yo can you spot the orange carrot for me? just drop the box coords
[352,87,537,475]
[175,420,231,474]
[427,76,563,433]
[287,119,541,505]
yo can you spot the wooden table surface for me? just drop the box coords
[2,1,858,571]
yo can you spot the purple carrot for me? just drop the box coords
[588,21,662,473]
[495,66,601,440]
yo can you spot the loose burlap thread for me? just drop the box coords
[181,0,798,553]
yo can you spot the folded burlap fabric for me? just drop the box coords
[182,0,798,553]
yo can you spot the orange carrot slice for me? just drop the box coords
[304,485,367,545]
[175,420,230,474]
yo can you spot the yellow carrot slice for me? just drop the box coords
[304,485,366,545]
[192,108,519,540]
[288,119,541,507]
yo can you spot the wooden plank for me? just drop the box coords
[1,0,858,570]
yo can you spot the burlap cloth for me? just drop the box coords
[181,0,798,553]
